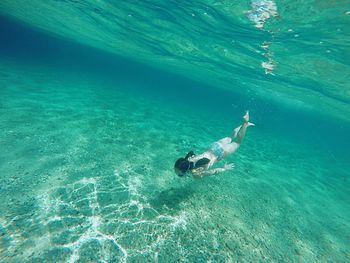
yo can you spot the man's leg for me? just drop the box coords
[221,111,254,155]
[233,111,254,144]
[232,125,242,140]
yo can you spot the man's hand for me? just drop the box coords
[224,163,235,170]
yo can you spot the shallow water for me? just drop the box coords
[1,1,350,262]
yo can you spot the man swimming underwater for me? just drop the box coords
[174,111,254,178]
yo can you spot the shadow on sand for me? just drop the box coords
[150,186,195,212]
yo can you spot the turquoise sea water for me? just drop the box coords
[0,1,350,262]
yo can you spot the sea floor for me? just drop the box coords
[0,62,349,262]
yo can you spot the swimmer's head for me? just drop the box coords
[174,158,192,177]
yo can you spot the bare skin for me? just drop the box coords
[188,111,254,178]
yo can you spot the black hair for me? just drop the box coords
[174,158,193,177]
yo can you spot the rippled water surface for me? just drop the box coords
[0,1,349,262]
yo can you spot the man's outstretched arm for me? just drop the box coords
[192,163,234,178]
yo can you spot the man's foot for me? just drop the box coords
[243,111,249,123]
[247,122,255,127]
[243,111,255,126]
